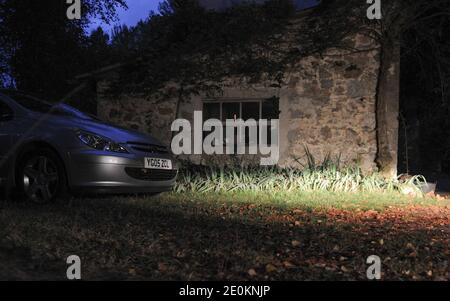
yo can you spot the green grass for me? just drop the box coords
[174,163,427,195]
[163,190,450,211]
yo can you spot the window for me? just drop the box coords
[242,102,260,120]
[204,103,221,120]
[203,98,279,147]
[203,98,279,121]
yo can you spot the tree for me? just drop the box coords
[369,0,450,178]
[87,27,112,71]
[400,10,450,175]
[0,0,126,99]
[307,0,450,177]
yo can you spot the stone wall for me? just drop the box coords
[97,34,380,173]
[97,81,179,147]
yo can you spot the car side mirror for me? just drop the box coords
[0,113,13,122]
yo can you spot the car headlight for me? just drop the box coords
[76,131,128,153]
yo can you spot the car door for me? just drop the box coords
[0,99,15,178]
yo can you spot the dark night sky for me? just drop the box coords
[90,0,318,34]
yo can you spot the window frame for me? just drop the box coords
[202,98,264,122]
[202,98,277,147]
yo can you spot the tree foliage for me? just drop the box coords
[107,0,299,100]
[108,0,450,100]
[315,0,450,100]
[0,0,126,98]
[307,0,450,175]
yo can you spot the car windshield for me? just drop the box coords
[4,91,95,120]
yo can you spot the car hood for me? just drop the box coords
[39,114,165,146]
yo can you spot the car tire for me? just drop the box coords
[16,147,69,204]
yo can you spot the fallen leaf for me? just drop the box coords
[291,240,301,247]
[265,264,277,273]
[341,266,349,272]
[406,243,415,249]
[248,269,257,277]
[283,261,296,268]
[158,263,168,272]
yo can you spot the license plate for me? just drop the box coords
[144,158,172,170]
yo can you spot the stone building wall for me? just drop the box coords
[97,34,380,173]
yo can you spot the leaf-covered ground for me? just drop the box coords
[0,192,449,281]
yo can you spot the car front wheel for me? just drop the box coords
[16,148,67,204]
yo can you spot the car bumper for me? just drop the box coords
[66,150,177,195]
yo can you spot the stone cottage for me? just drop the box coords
[83,7,395,174]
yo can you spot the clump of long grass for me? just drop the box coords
[174,151,426,195]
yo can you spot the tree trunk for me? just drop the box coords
[376,41,401,179]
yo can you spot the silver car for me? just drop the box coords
[0,90,177,203]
